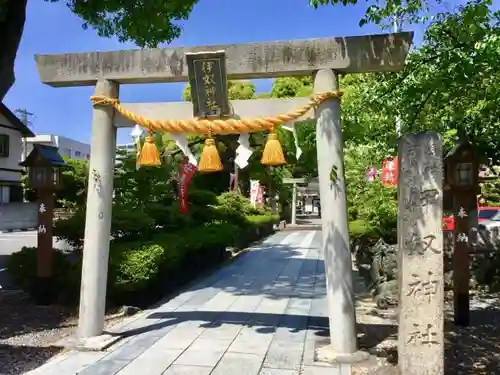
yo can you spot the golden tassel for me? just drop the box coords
[139,134,161,166]
[261,128,286,166]
[198,136,223,173]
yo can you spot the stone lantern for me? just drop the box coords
[444,139,480,327]
[20,144,67,304]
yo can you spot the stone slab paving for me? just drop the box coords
[26,230,350,375]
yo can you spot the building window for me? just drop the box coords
[0,135,9,157]
[64,148,72,157]
[75,151,82,157]
[9,185,22,203]
[0,186,9,203]
[86,154,90,160]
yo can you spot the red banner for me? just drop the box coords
[178,158,197,214]
[381,156,398,187]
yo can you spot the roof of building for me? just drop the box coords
[20,144,67,168]
[0,102,35,137]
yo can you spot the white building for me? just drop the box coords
[0,103,35,203]
[115,143,137,164]
[116,143,136,154]
[22,134,91,161]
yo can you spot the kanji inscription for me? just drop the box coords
[404,232,441,256]
[406,271,439,302]
[407,323,440,346]
[186,51,230,118]
[397,132,444,374]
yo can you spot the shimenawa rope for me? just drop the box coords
[90,91,343,171]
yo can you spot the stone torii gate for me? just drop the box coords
[283,177,320,225]
[34,33,412,356]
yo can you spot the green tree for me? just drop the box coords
[370,0,500,161]
[182,80,256,101]
[270,77,313,98]
[57,157,89,209]
[1,0,199,100]
[309,0,437,29]
[341,73,398,145]
[265,74,397,178]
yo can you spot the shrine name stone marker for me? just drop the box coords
[398,131,444,375]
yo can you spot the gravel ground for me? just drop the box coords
[351,290,500,375]
[0,291,128,375]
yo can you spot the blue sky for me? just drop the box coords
[4,0,433,145]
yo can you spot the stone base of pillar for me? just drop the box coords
[31,276,57,305]
[315,345,371,364]
[54,332,121,351]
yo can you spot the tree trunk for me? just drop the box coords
[0,0,28,100]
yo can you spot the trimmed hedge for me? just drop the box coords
[6,247,81,305]
[7,215,277,307]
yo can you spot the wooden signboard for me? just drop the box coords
[185,51,230,118]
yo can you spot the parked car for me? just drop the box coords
[442,206,500,231]
[477,210,500,230]
[478,206,500,223]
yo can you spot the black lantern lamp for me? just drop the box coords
[456,162,474,187]
[444,139,480,192]
[20,145,67,190]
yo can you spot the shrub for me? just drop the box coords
[214,192,271,225]
[217,192,257,215]
[107,241,166,300]
[148,203,193,231]
[9,221,248,306]
[105,221,241,305]
[111,205,156,240]
[245,214,279,227]
[53,209,86,249]
[10,209,277,307]
[349,220,376,242]
[189,189,219,206]
[54,205,157,249]
[6,247,81,304]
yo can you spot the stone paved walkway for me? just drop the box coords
[27,230,352,375]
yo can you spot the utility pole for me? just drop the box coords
[15,108,35,127]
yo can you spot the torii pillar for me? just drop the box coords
[34,33,413,353]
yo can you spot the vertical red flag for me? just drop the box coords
[178,158,197,214]
[381,156,398,187]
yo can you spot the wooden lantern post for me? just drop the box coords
[20,145,67,305]
[444,140,480,326]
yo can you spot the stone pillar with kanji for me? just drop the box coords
[398,131,444,375]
